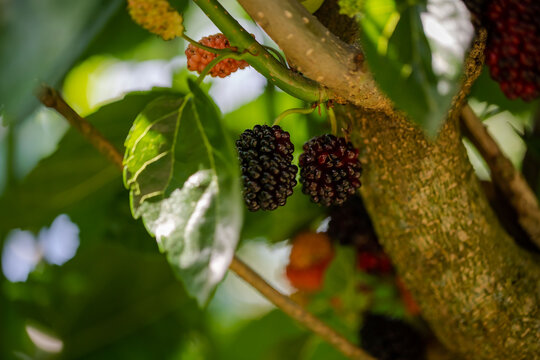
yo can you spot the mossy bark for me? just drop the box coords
[339,105,540,359]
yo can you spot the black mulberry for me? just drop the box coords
[299,134,362,206]
[236,125,297,211]
[360,313,425,360]
[327,196,378,249]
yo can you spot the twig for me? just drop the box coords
[229,257,374,360]
[461,104,540,249]
[36,85,372,360]
[36,85,124,170]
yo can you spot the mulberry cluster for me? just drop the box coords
[127,0,184,40]
[185,33,249,78]
[236,125,297,211]
[299,135,362,207]
[360,313,425,360]
[484,0,540,101]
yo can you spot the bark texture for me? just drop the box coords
[237,0,540,357]
[339,105,540,359]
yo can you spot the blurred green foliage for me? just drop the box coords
[1,0,539,359]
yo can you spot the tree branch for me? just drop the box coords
[236,0,392,112]
[229,257,373,360]
[36,85,372,360]
[36,86,124,171]
[461,104,540,250]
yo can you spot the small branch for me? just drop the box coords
[192,0,329,104]
[229,257,374,360]
[461,104,540,250]
[36,85,371,360]
[36,85,123,170]
[237,0,392,112]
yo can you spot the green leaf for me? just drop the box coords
[124,80,243,305]
[0,0,123,123]
[3,242,207,359]
[0,90,178,244]
[359,0,472,136]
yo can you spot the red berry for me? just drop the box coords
[286,232,334,292]
[483,0,540,101]
[356,251,394,275]
[185,33,249,78]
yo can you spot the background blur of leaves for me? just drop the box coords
[0,0,539,359]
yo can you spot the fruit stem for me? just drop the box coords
[196,53,247,84]
[182,34,237,55]
[273,106,315,126]
[328,107,337,135]
[192,0,329,103]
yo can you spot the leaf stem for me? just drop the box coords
[36,84,371,360]
[191,0,328,104]
[273,107,315,126]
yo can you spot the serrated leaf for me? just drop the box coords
[0,90,178,242]
[124,80,243,305]
[359,0,473,136]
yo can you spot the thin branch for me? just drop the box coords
[36,85,372,360]
[229,257,374,360]
[461,104,540,249]
[36,85,124,170]
[192,0,329,104]
[236,0,392,112]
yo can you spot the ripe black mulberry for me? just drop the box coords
[236,125,297,211]
[299,134,362,206]
[360,313,425,360]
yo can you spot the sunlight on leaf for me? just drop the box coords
[124,80,243,305]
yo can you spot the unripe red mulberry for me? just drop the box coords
[299,135,362,206]
[185,33,249,78]
[286,232,334,292]
[484,0,540,101]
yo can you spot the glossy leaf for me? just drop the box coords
[124,80,243,305]
[0,90,178,247]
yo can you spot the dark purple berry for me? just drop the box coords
[236,125,297,211]
[484,0,540,101]
[360,313,426,360]
[299,134,362,206]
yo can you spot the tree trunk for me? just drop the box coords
[340,104,540,359]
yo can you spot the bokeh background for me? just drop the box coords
[1,0,538,359]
